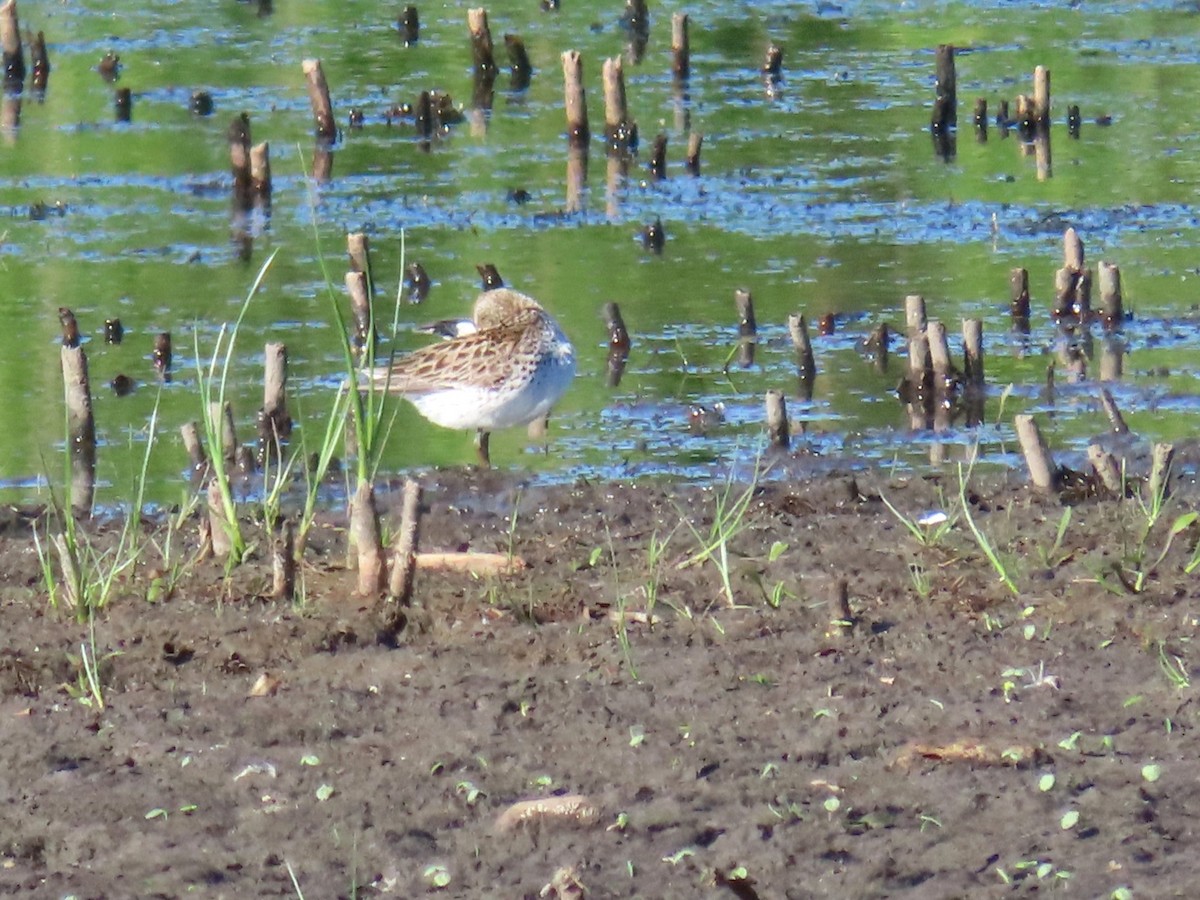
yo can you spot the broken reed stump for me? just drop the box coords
[505,34,531,91]
[765,390,789,449]
[346,271,372,351]
[258,341,291,463]
[347,231,374,298]
[61,342,96,516]
[671,13,689,81]
[399,5,419,45]
[209,400,238,466]
[58,306,80,347]
[1148,442,1174,506]
[734,288,756,369]
[206,479,231,558]
[250,142,271,207]
[602,55,633,155]
[1014,414,1060,492]
[387,478,423,606]
[562,50,589,148]
[228,113,252,209]
[0,0,24,88]
[648,133,667,179]
[1098,261,1123,327]
[272,519,296,601]
[30,29,47,92]
[301,58,337,143]
[1087,444,1123,496]
[467,8,498,80]
[350,480,385,596]
[904,294,927,337]
[180,421,208,476]
[685,132,702,175]
[905,328,933,431]
[926,320,955,432]
[1010,267,1031,328]
[787,312,816,398]
[932,44,956,132]
[1033,65,1050,131]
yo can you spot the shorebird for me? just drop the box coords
[373,288,575,466]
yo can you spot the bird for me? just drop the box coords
[371,288,575,467]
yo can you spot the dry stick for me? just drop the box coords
[207,479,231,558]
[904,294,927,337]
[685,132,702,175]
[180,422,208,475]
[345,271,372,351]
[1014,414,1060,492]
[765,390,790,449]
[301,58,337,142]
[387,479,423,603]
[1010,267,1031,324]
[250,141,271,204]
[1087,444,1124,496]
[272,520,296,601]
[350,481,385,596]
[61,344,96,517]
[399,6,419,45]
[505,34,531,91]
[415,551,525,574]
[1098,387,1129,435]
[467,8,498,80]
[672,12,689,80]
[927,320,953,432]
[1098,261,1123,327]
[0,0,24,86]
[1033,65,1051,130]
[601,56,631,154]
[347,231,374,298]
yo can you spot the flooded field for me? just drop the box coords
[5,0,1200,504]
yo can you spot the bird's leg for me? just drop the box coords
[527,415,550,455]
[474,429,491,468]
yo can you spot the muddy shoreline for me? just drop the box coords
[2,467,1199,897]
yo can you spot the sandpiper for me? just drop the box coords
[373,288,576,466]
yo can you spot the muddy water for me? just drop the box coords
[4,1,1200,505]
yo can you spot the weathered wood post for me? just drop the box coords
[301,58,337,142]
[399,6,419,45]
[927,320,954,432]
[60,317,96,517]
[685,132,703,175]
[734,288,756,369]
[1098,261,1122,328]
[467,8,498,80]
[0,0,25,88]
[346,271,372,351]
[563,50,589,213]
[505,34,532,92]
[932,44,956,131]
[765,390,789,449]
[1010,267,1031,329]
[671,13,689,81]
[1014,414,1060,492]
[604,301,630,387]
[259,341,291,463]
[787,312,816,400]
[387,478,423,605]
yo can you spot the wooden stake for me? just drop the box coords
[271,520,296,601]
[209,400,237,465]
[685,132,702,175]
[301,58,337,142]
[1010,267,1031,324]
[962,318,984,388]
[1063,227,1084,271]
[906,332,932,431]
[346,271,372,351]
[765,390,789,448]
[207,479,231,558]
[904,294,927,337]
[180,421,207,475]
[1148,443,1175,505]
[787,313,816,384]
[259,342,290,461]
[933,44,956,129]
[250,141,271,203]
[927,320,953,432]
[1014,414,1060,492]
[1098,387,1129,435]
[399,6,419,45]
[30,29,47,91]
[228,113,252,209]
[347,232,374,298]
[1033,65,1050,130]
[505,34,531,91]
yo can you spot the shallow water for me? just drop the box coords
[4,0,1200,505]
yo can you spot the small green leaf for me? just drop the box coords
[145,808,168,820]
[730,866,749,879]
[1111,888,1133,900]
[300,754,320,766]
[588,546,604,567]
[768,541,788,562]
[1038,773,1055,792]
[629,725,645,747]
[1036,862,1053,879]
[423,864,452,888]
[178,804,198,814]
[823,797,840,813]
[1058,731,1082,751]
[1170,512,1197,535]
[1060,809,1079,830]
[1142,764,1162,783]
[315,783,334,801]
